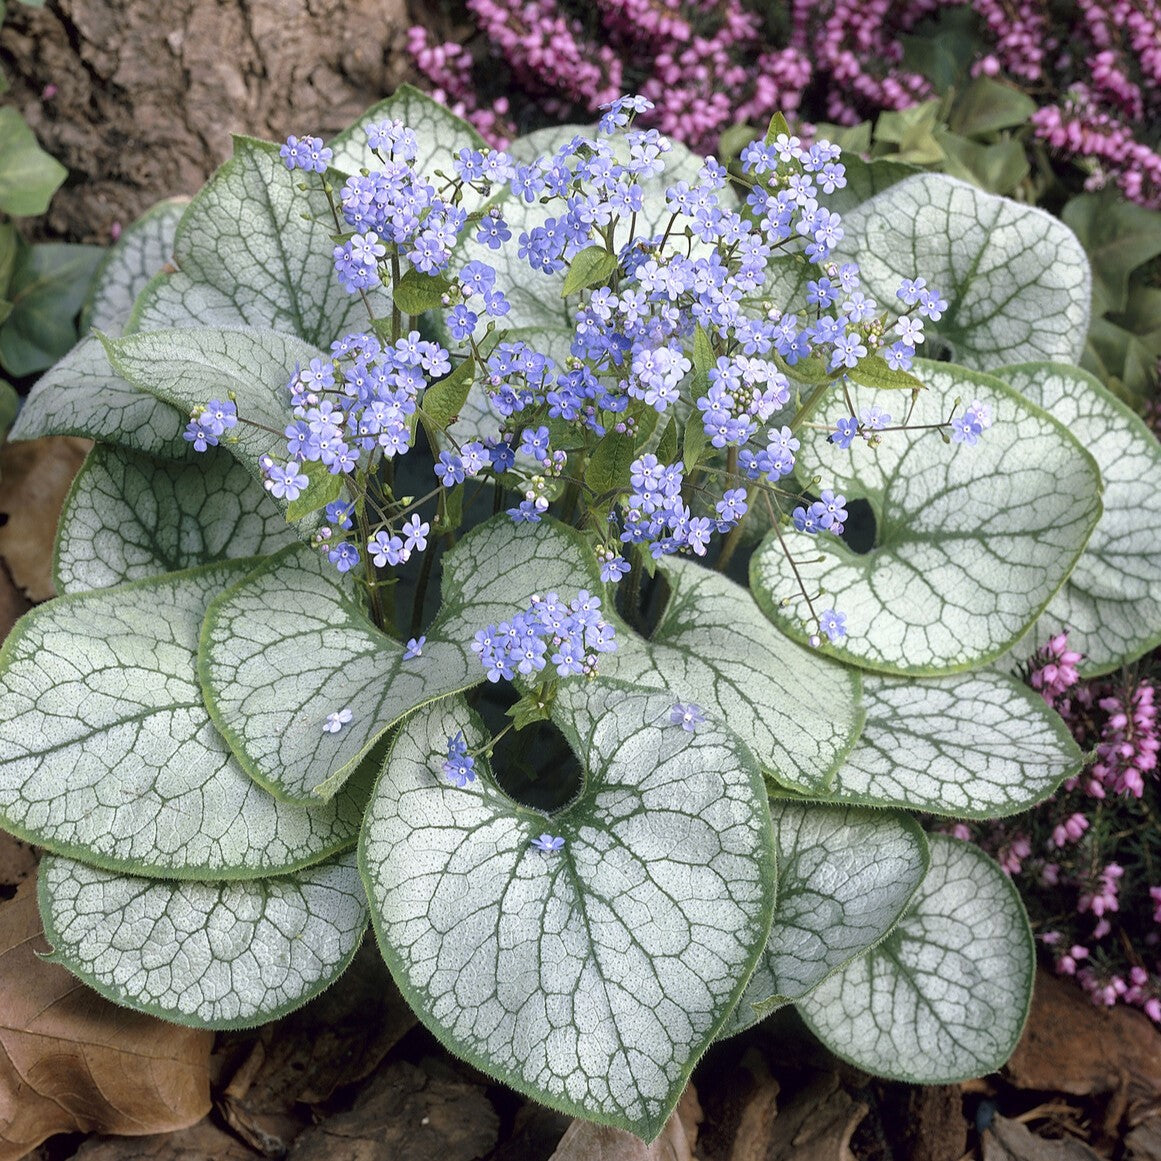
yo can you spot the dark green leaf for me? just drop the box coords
[682,410,708,471]
[392,268,450,316]
[933,131,1029,196]
[0,222,18,296]
[1062,193,1161,316]
[693,324,715,374]
[0,378,17,436]
[506,688,556,731]
[0,107,66,217]
[561,246,618,298]
[948,76,1036,138]
[848,355,928,392]
[285,459,344,522]
[585,430,637,496]
[764,112,792,146]
[655,416,679,465]
[423,357,475,429]
[0,240,104,377]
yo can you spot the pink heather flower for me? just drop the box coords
[1029,631,1083,708]
[1151,886,1161,923]
[1049,811,1090,848]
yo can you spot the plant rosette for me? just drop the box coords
[4,88,1158,1141]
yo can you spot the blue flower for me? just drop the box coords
[531,833,566,853]
[322,707,352,733]
[404,636,426,660]
[670,703,705,732]
[442,732,477,788]
[328,542,361,573]
[264,461,309,502]
[818,609,847,642]
[829,416,859,449]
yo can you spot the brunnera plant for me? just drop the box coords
[2,86,1159,1141]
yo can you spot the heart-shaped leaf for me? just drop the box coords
[8,335,187,457]
[106,326,328,516]
[200,518,602,801]
[751,362,1102,673]
[720,802,928,1037]
[360,683,775,1140]
[796,836,1033,1083]
[0,560,362,878]
[54,444,300,594]
[837,173,1091,368]
[82,197,188,338]
[997,362,1161,674]
[603,556,863,793]
[39,850,367,1028]
[0,107,67,217]
[823,671,1082,817]
[128,138,385,346]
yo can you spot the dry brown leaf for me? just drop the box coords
[1126,1117,1161,1161]
[0,879,212,1161]
[983,1115,1104,1161]
[0,832,37,899]
[68,1118,255,1161]
[286,1059,499,1161]
[1007,970,1161,1111]
[0,436,91,601]
[0,562,30,647]
[548,1085,702,1161]
[763,1072,867,1161]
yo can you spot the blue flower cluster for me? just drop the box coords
[792,489,848,536]
[183,399,237,451]
[472,591,618,682]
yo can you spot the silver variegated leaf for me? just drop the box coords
[720,802,928,1038]
[824,671,1082,817]
[128,138,385,346]
[751,362,1102,673]
[39,850,367,1028]
[55,444,299,594]
[997,361,1161,674]
[837,173,1091,368]
[360,683,775,1140]
[82,197,188,337]
[0,560,362,877]
[797,836,1034,1083]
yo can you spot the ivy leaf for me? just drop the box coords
[561,246,618,298]
[797,837,1034,1083]
[602,556,863,794]
[721,803,929,1037]
[359,683,775,1140]
[0,241,104,377]
[1061,192,1161,316]
[0,107,66,217]
[7,335,187,457]
[0,560,363,878]
[39,850,368,1029]
[837,173,1091,369]
[823,671,1082,817]
[997,362,1161,674]
[54,444,300,594]
[81,197,187,338]
[751,362,1102,674]
[199,518,604,802]
[128,138,385,347]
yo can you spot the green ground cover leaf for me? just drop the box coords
[720,803,928,1036]
[997,362,1161,674]
[128,138,384,346]
[0,106,66,217]
[838,173,1091,368]
[54,444,300,594]
[360,683,775,1140]
[823,671,1082,817]
[0,560,362,878]
[81,197,188,338]
[39,850,367,1028]
[751,362,1102,673]
[797,837,1033,1083]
